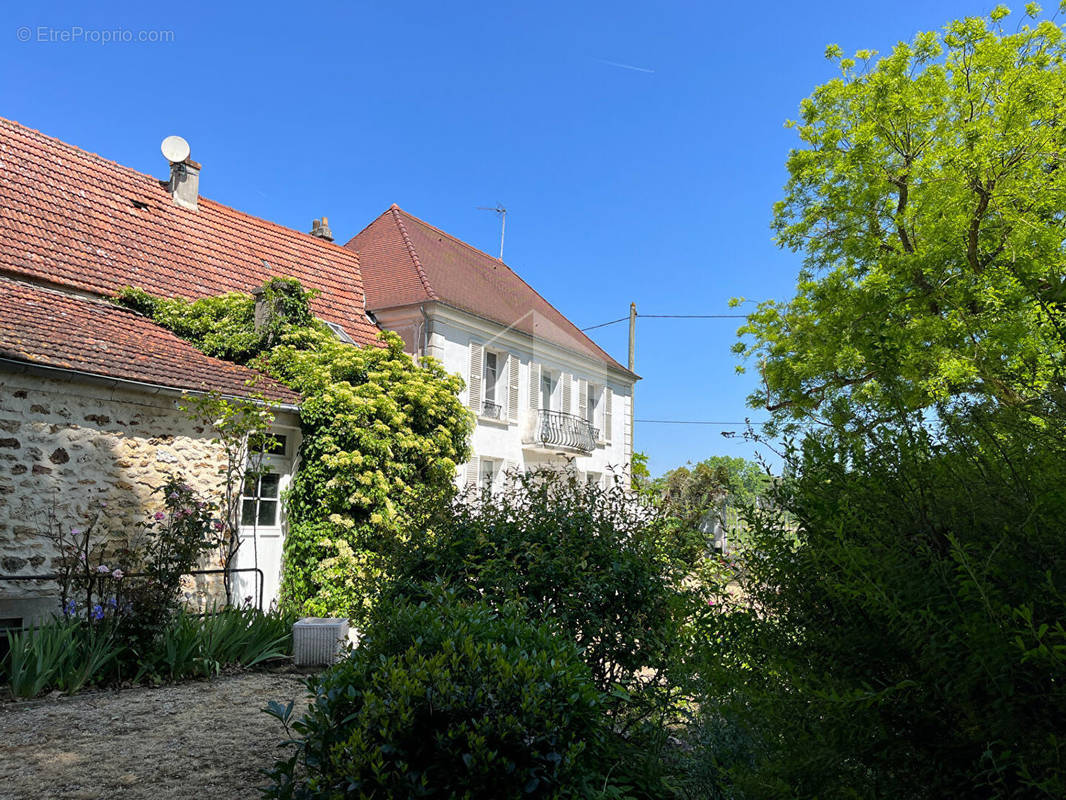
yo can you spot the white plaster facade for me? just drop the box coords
[373,303,636,489]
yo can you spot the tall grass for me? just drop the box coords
[2,606,294,699]
[3,618,121,698]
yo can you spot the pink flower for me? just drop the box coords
[70,528,81,536]
[212,520,224,532]
[112,569,124,580]
[96,564,110,573]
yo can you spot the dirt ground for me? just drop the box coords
[0,670,309,800]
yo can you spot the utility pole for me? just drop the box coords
[628,302,636,462]
[628,302,636,371]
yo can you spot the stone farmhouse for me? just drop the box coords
[0,117,636,622]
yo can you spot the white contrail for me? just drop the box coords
[593,57,655,74]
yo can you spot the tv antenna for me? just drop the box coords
[477,204,507,261]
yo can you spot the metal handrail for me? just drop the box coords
[0,567,265,614]
[536,409,597,453]
[481,400,503,419]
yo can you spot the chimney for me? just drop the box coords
[167,158,201,210]
[310,217,334,242]
[161,135,199,210]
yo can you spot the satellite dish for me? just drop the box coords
[160,135,190,164]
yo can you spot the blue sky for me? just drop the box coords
[3,0,988,476]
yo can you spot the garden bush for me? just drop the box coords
[384,469,710,796]
[696,402,1066,799]
[389,469,704,700]
[264,591,623,799]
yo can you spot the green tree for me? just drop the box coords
[735,7,1066,426]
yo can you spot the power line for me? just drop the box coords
[580,316,629,331]
[635,419,761,426]
[580,312,746,331]
[639,314,748,319]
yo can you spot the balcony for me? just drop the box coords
[528,409,597,455]
[481,400,503,420]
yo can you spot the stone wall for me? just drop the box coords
[0,368,240,617]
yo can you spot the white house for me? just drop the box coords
[346,206,639,489]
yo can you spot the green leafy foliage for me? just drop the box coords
[647,456,774,563]
[390,469,700,700]
[385,469,710,796]
[114,278,472,623]
[2,607,293,697]
[735,9,1066,427]
[142,605,294,681]
[266,326,471,621]
[698,402,1066,798]
[2,617,120,698]
[262,591,622,800]
[114,278,314,364]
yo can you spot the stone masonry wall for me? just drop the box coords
[0,369,231,608]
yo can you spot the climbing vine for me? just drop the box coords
[114,280,472,623]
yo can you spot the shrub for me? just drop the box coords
[699,403,1066,799]
[263,592,623,799]
[385,469,708,797]
[389,469,703,704]
[46,475,220,665]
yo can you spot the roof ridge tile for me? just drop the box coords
[389,205,438,301]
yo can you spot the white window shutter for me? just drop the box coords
[508,353,520,422]
[529,362,541,409]
[468,343,483,413]
[465,457,480,487]
[578,380,589,420]
[603,388,613,443]
[561,373,572,414]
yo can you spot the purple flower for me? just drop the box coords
[63,599,76,617]
[90,604,104,621]
[168,491,179,500]
[70,528,81,536]
[112,569,124,580]
[212,520,224,532]
[107,596,117,608]
[154,511,166,521]
[96,564,110,573]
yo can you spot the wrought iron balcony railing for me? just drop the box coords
[481,400,502,419]
[535,409,597,454]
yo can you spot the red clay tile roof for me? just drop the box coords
[0,117,379,348]
[346,206,634,376]
[0,278,298,403]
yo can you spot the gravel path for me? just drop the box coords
[0,670,309,800]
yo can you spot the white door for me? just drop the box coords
[233,430,296,610]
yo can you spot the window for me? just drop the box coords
[484,351,498,403]
[586,471,602,489]
[586,385,599,425]
[540,371,555,410]
[479,458,496,490]
[241,472,281,528]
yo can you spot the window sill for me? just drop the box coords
[477,415,511,428]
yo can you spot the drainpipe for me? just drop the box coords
[420,304,431,360]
